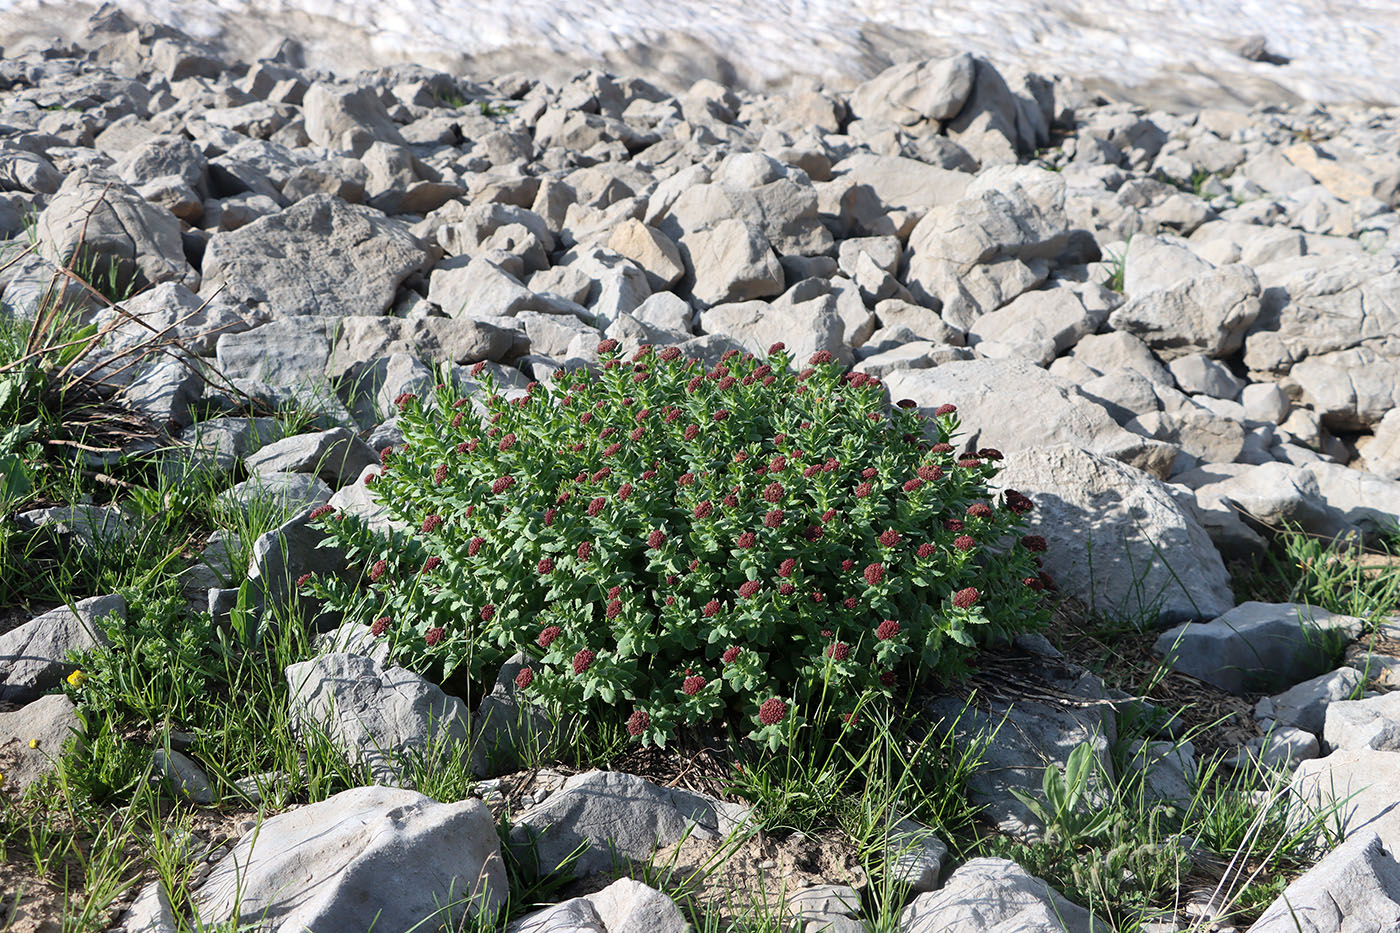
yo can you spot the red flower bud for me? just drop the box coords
[425,627,445,646]
[877,619,900,640]
[953,586,980,608]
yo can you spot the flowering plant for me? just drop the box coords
[310,343,1050,749]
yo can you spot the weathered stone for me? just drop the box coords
[1109,264,1261,360]
[37,174,190,289]
[17,504,130,548]
[509,770,748,877]
[883,361,1177,478]
[684,219,785,306]
[1255,668,1364,735]
[1323,690,1400,752]
[967,286,1106,365]
[243,428,378,489]
[509,879,688,933]
[901,858,1097,933]
[1126,408,1245,465]
[1250,831,1400,933]
[1168,353,1245,400]
[0,694,83,794]
[220,472,333,515]
[0,595,122,703]
[656,176,833,258]
[1192,460,1400,543]
[215,316,336,388]
[1289,749,1400,851]
[849,55,976,126]
[329,315,513,381]
[1155,602,1366,696]
[701,281,847,365]
[201,194,426,318]
[994,444,1232,624]
[301,82,407,156]
[1124,740,1196,804]
[153,747,215,804]
[607,218,684,291]
[905,166,1068,327]
[1289,346,1400,431]
[195,785,506,930]
[286,653,472,786]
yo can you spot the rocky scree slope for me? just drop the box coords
[1,8,1400,932]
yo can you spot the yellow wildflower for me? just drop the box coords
[66,670,87,688]
[27,739,37,749]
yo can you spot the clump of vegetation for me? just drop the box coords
[311,341,1052,749]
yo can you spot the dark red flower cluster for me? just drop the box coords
[954,535,977,551]
[371,616,391,636]
[879,529,902,547]
[738,580,761,599]
[425,627,445,646]
[953,586,980,608]
[929,442,954,453]
[704,600,721,617]
[421,556,442,574]
[1004,489,1035,514]
[515,666,533,688]
[1021,535,1048,552]
[296,573,313,590]
[573,648,596,674]
[855,482,873,498]
[576,540,593,560]
[713,409,730,422]
[934,404,957,416]
[966,502,993,519]
[944,518,964,532]
[660,346,681,361]
[597,339,619,354]
[723,645,742,664]
[764,509,783,528]
[492,475,515,495]
[369,559,388,582]
[481,604,495,621]
[587,496,606,516]
[618,482,633,501]
[694,500,713,519]
[759,697,787,725]
[537,557,555,574]
[607,598,622,618]
[809,350,834,365]
[827,642,851,661]
[468,536,485,557]
[903,478,925,492]
[736,531,756,549]
[957,457,982,469]
[422,514,443,534]
[538,625,562,648]
[768,342,786,354]
[678,472,696,486]
[916,543,936,559]
[763,482,785,502]
[647,529,666,549]
[877,619,900,640]
[778,558,797,578]
[864,562,886,586]
[916,464,943,482]
[628,710,650,735]
[683,674,706,696]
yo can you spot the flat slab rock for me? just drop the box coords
[194,784,506,931]
[1249,830,1400,933]
[1154,602,1366,696]
[900,857,1097,933]
[507,878,688,933]
[509,770,750,877]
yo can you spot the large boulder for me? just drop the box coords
[0,694,83,794]
[36,175,190,289]
[195,785,506,930]
[242,427,378,489]
[683,218,785,306]
[655,176,833,257]
[993,445,1233,624]
[882,360,1177,478]
[201,194,427,318]
[328,315,515,380]
[1154,602,1366,696]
